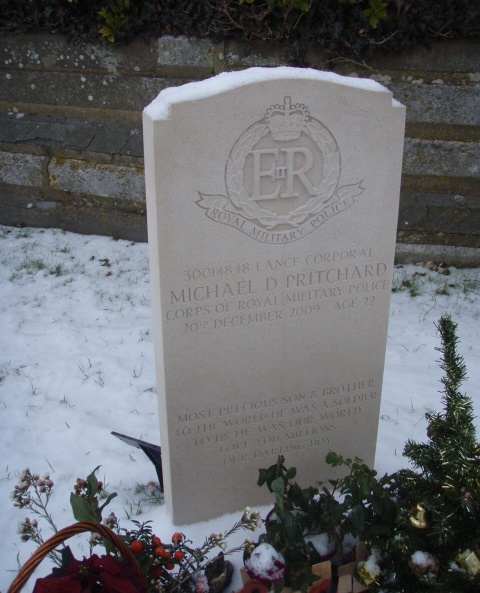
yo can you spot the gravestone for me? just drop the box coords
[143,67,405,524]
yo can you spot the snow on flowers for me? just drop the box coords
[244,543,287,584]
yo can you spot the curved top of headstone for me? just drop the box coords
[144,66,395,120]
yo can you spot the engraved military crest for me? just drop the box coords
[197,97,364,243]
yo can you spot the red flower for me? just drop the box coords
[32,554,147,593]
[33,575,82,593]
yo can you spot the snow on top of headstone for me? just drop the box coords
[144,67,389,119]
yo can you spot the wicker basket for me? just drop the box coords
[8,520,143,593]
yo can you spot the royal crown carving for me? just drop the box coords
[265,96,309,141]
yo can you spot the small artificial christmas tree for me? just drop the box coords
[363,315,480,592]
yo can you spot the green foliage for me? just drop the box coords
[338,0,388,29]
[256,454,397,591]
[366,316,480,592]
[13,464,262,593]
[0,0,478,61]
[364,0,387,29]
[255,317,480,592]
[257,456,328,591]
[70,466,117,523]
[402,316,477,488]
[324,452,398,540]
[69,466,118,554]
[98,0,131,42]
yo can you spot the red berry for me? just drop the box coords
[152,536,162,547]
[172,532,183,543]
[166,563,175,571]
[154,546,167,558]
[131,541,143,553]
[174,551,185,561]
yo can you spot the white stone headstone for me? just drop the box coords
[143,67,405,524]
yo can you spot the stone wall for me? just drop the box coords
[0,34,479,263]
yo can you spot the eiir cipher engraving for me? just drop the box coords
[197,96,364,243]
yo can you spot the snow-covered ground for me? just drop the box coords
[1,225,479,592]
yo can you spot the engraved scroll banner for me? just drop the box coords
[197,181,364,244]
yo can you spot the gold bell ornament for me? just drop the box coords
[409,503,428,529]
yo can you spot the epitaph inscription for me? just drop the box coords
[197,97,364,243]
[144,68,405,524]
[175,379,378,467]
